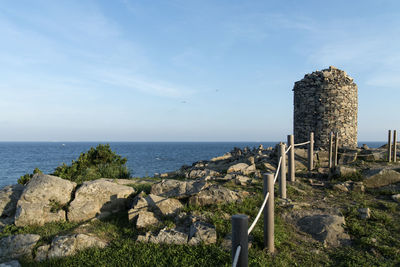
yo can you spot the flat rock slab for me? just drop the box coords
[188,185,240,206]
[36,234,107,261]
[150,179,209,199]
[68,179,135,222]
[297,214,350,247]
[14,174,76,226]
[364,168,400,188]
[0,260,21,267]
[0,234,40,261]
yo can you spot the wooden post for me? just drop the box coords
[308,132,314,171]
[264,173,274,253]
[279,143,287,199]
[333,132,339,167]
[232,215,248,267]
[287,134,295,182]
[329,132,333,169]
[388,130,392,162]
[393,130,397,163]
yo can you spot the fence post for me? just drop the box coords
[329,132,333,169]
[333,132,339,167]
[264,173,274,253]
[287,134,295,182]
[393,130,397,162]
[308,132,314,171]
[388,130,392,162]
[279,143,287,198]
[232,215,248,267]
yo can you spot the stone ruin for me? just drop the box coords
[293,66,358,149]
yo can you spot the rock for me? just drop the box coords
[359,149,383,161]
[68,179,134,222]
[210,153,232,162]
[361,144,369,150]
[227,163,249,174]
[352,182,365,192]
[247,157,255,165]
[358,208,370,219]
[221,234,253,251]
[297,214,350,247]
[334,166,357,177]
[235,175,252,186]
[35,245,50,261]
[138,227,188,245]
[188,185,240,206]
[0,184,24,219]
[364,168,400,188]
[392,194,400,203]
[243,164,256,175]
[338,149,358,164]
[260,162,276,172]
[0,234,40,261]
[332,183,349,192]
[0,260,21,267]
[295,160,308,171]
[186,169,220,179]
[14,174,76,226]
[46,234,107,259]
[188,221,217,245]
[135,211,160,229]
[150,179,209,199]
[128,194,183,225]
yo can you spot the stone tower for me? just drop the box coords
[293,66,358,149]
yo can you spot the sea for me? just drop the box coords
[0,141,386,189]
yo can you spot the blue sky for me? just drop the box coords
[0,0,399,141]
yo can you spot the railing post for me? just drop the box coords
[264,173,274,253]
[308,132,314,171]
[279,143,287,198]
[333,132,339,167]
[329,132,333,169]
[232,215,248,267]
[393,130,397,163]
[287,135,295,182]
[387,130,392,162]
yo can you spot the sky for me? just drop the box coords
[0,0,399,142]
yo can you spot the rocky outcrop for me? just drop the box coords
[68,179,134,222]
[150,179,209,199]
[185,169,220,179]
[363,168,400,188]
[297,214,350,247]
[35,234,107,261]
[0,234,40,261]
[188,185,240,206]
[227,163,256,175]
[0,184,24,227]
[14,174,76,226]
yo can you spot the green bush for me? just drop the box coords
[17,167,42,185]
[53,144,131,183]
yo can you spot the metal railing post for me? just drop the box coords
[334,132,339,167]
[388,130,392,162]
[264,173,274,253]
[329,132,333,169]
[279,143,287,198]
[232,215,248,267]
[393,130,397,162]
[308,132,314,171]
[287,135,295,182]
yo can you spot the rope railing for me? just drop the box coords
[294,140,310,147]
[231,133,315,267]
[232,245,241,267]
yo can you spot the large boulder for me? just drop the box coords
[150,179,209,199]
[36,234,107,261]
[186,169,220,179]
[0,184,24,226]
[0,234,40,261]
[14,174,76,226]
[188,185,240,206]
[334,166,358,177]
[227,163,249,174]
[363,168,400,188]
[297,214,350,247]
[68,179,134,222]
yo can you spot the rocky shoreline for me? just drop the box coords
[1,143,399,266]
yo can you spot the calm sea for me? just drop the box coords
[0,141,385,189]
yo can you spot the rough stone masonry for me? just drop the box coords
[293,66,358,149]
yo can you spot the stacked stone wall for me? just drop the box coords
[293,66,358,149]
